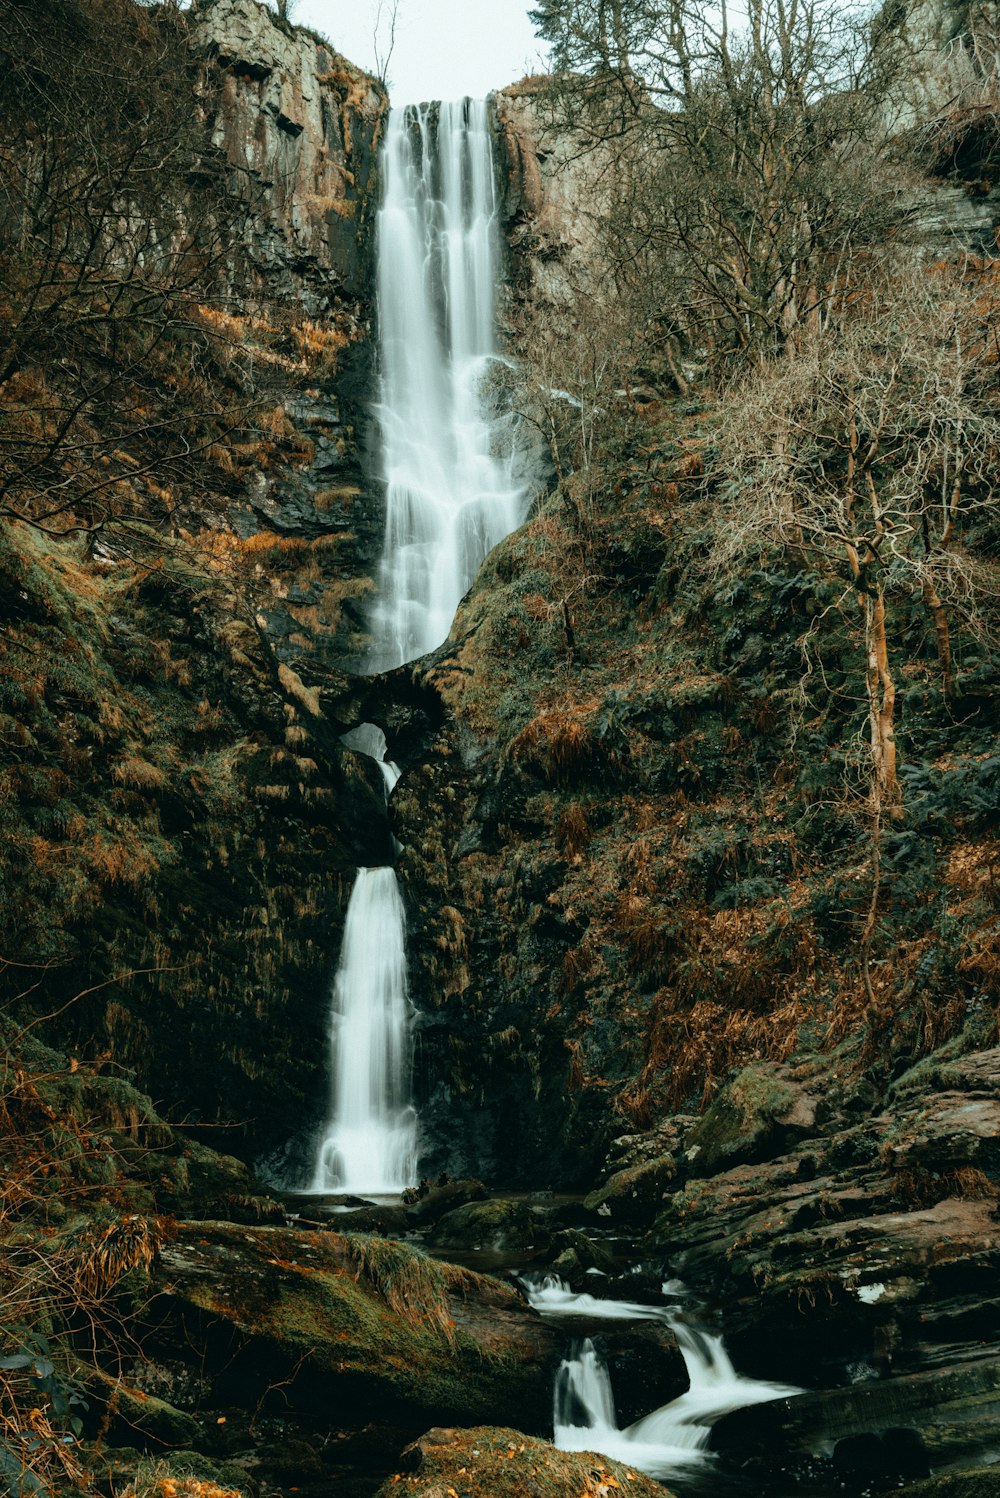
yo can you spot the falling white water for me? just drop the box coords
[522,1273,667,1321]
[551,1283,800,1480]
[312,868,418,1193]
[369,97,532,670]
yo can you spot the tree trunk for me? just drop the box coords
[865,589,900,815]
[921,574,953,699]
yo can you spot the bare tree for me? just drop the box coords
[710,260,1000,807]
[530,0,914,371]
[0,0,261,538]
[372,0,402,86]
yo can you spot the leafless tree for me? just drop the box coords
[710,259,1000,808]
[0,0,261,538]
[530,0,915,372]
[372,0,402,86]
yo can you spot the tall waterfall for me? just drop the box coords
[306,99,529,1195]
[369,97,531,670]
[312,867,417,1193]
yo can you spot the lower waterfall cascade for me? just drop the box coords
[535,1277,801,1483]
[311,866,417,1194]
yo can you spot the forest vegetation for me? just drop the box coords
[0,0,998,1493]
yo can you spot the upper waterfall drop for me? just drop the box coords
[368,97,531,671]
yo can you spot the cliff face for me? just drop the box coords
[194,0,382,302]
[0,0,399,1162]
[191,0,389,670]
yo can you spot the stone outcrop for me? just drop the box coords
[374,1425,672,1498]
[193,0,385,303]
[150,1222,562,1429]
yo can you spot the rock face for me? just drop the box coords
[549,1051,1000,1487]
[193,0,384,301]
[191,0,389,667]
[495,80,610,310]
[0,0,400,1163]
[374,1426,672,1498]
[150,1222,563,1430]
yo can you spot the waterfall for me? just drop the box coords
[368,97,531,670]
[304,99,530,1194]
[550,1286,799,1480]
[555,1341,619,1433]
[312,867,417,1193]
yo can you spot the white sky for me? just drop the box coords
[294,0,546,104]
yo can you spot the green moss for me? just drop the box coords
[164,1225,550,1426]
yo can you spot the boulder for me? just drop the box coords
[542,1228,617,1287]
[582,1155,676,1225]
[714,1355,1000,1475]
[150,1223,561,1430]
[404,1179,489,1226]
[683,1062,819,1177]
[428,1199,547,1253]
[373,1425,672,1498]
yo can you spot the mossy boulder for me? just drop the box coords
[583,1154,675,1225]
[888,1471,1000,1498]
[429,1199,546,1253]
[373,1425,672,1498]
[151,1223,560,1429]
[543,1228,617,1286]
[93,1449,258,1497]
[109,1386,204,1449]
[684,1063,818,1177]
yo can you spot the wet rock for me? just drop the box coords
[404,1178,489,1226]
[882,1093,1000,1178]
[603,1117,697,1176]
[683,1062,819,1177]
[714,1356,1000,1471]
[429,1199,548,1253]
[107,1385,205,1449]
[374,1425,671,1498]
[889,1469,1000,1497]
[543,1228,617,1287]
[595,1327,688,1426]
[583,1154,676,1225]
[152,1222,561,1429]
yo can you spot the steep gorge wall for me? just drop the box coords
[0,0,414,1165]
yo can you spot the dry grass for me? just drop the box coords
[510,703,606,785]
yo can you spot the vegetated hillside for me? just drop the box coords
[0,0,394,1158]
[398,43,1000,1183]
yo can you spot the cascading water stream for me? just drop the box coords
[312,866,417,1193]
[537,1277,800,1481]
[307,99,532,1194]
[368,98,531,670]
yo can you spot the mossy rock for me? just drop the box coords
[429,1199,546,1252]
[109,1386,204,1449]
[684,1063,817,1177]
[91,1449,258,1497]
[888,1470,1000,1498]
[374,1425,672,1498]
[544,1228,617,1286]
[583,1154,675,1225]
[90,1450,260,1498]
[154,1223,560,1429]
